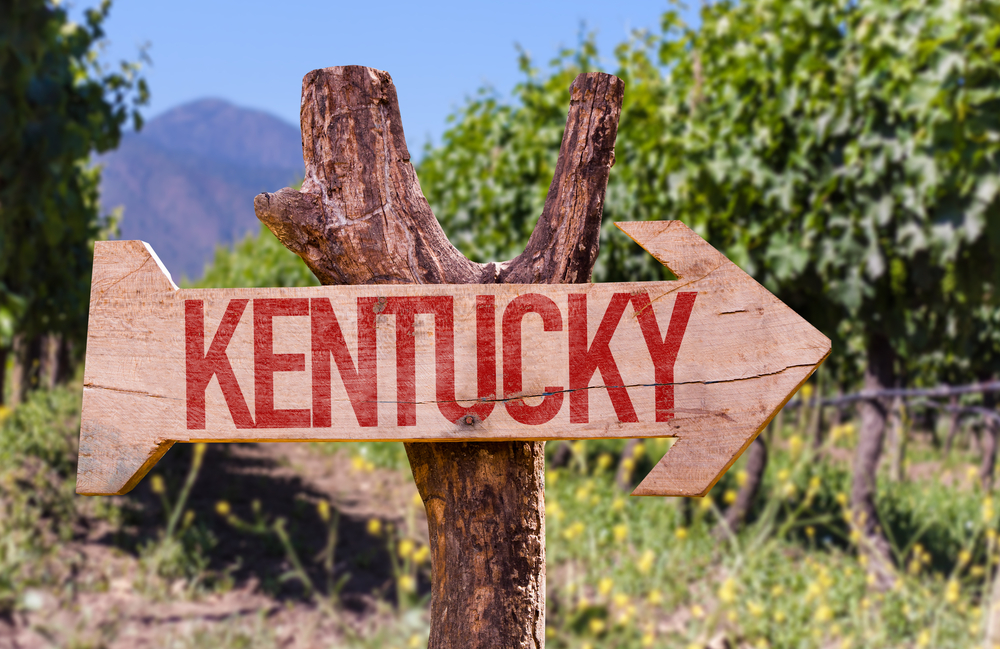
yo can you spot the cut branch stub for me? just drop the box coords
[254,65,623,649]
[497,71,623,284]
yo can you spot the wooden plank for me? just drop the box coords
[78,220,830,496]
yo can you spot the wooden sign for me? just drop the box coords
[77,220,830,497]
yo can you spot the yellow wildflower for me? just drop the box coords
[150,474,165,495]
[398,574,415,593]
[747,601,764,617]
[770,584,784,597]
[736,470,748,487]
[411,492,424,508]
[317,499,330,523]
[638,549,655,573]
[563,521,585,540]
[398,539,415,560]
[215,500,231,516]
[718,577,737,604]
[675,527,689,540]
[596,453,613,472]
[984,496,995,523]
[691,604,705,619]
[915,629,930,647]
[835,492,849,507]
[612,497,625,512]
[773,610,786,623]
[598,577,614,597]
[641,631,655,647]
[724,489,738,505]
[776,469,790,482]
[366,518,382,536]
[548,501,564,521]
[814,605,833,622]
[945,579,960,604]
[612,592,629,608]
[647,589,663,606]
[588,618,606,635]
[413,545,430,564]
[613,524,628,543]
[699,497,713,511]
[182,509,195,529]
[633,443,646,458]
[800,384,814,400]
[546,470,558,486]
[789,435,804,457]
[407,634,422,649]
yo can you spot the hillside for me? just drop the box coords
[97,99,303,281]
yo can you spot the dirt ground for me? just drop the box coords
[0,443,429,649]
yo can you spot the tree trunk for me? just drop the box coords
[255,65,623,648]
[615,439,641,491]
[13,334,42,403]
[720,436,768,535]
[888,397,907,482]
[944,394,960,456]
[851,332,896,589]
[549,441,573,469]
[0,346,7,406]
[809,369,825,449]
[980,389,998,490]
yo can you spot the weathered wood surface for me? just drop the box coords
[78,221,829,496]
[78,65,829,649]
[255,66,629,649]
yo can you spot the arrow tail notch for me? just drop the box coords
[78,241,180,495]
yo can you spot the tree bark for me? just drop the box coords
[851,332,896,589]
[720,436,768,534]
[255,65,623,648]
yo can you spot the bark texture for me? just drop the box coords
[255,65,623,648]
[851,332,896,589]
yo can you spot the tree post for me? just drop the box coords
[255,65,623,647]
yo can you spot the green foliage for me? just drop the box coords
[418,0,1000,386]
[0,384,80,474]
[543,424,991,648]
[417,40,676,286]
[192,224,319,289]
[0,385,82,613]
[0,0,148,347]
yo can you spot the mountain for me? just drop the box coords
[98,99,303,281]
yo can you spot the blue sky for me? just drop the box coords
[76,0,694,149]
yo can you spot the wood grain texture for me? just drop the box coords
[79,65,830,648]
[79,222,829,497]
[253,66,626,648]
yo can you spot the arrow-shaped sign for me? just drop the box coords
[78,220,830,497]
